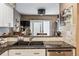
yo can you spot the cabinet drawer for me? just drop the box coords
[25,49,45,56]
[47,50,73,56]
[9,49,25,56]
[9,49,45,56]
[48,52,64,56]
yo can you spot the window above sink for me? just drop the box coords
[30,20,51,36]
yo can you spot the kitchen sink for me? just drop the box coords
[13,40,29,46]
[29,41,44,46]
[13,40,44,46]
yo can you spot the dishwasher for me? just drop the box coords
[47,49,73,56]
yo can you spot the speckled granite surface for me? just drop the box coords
[0,41,76,55]
[0,35,62,38]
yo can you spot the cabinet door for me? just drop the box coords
[47,51,65,56]
[0,4,4,27]
[0,4,13,27]
[4,4,13,27]
[24,49,45,56]
[9,49,45,56]
[47,50,73,56]
[64,51,73,56]
[9,49,25,56]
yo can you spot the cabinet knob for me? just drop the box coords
[15,53,21,55]
[56,52,63,54]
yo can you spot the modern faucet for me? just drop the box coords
[28,36,34,46]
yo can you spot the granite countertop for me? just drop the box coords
[0,41,76,55]
[44,41,76,49]
[10,41,75,49]
[0,35,63,38]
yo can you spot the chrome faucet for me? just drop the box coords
[28,36,34,46]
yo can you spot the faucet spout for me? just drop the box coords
[28,36,34,46]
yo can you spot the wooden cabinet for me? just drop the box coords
[9,49,45,56]
[47,49,73,56]
[48,52,64,56]
[47,51,73,56]
[0,49,75,56]
[76,3,79,55]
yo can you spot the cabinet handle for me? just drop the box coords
[15,53,21,55]
[56,52,63,54]
[33,53,40,54]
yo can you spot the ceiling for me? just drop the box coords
[15,3,59,15]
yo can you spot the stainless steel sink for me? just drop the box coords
[29,41,44,46]
[13,40,29,46]
[13,41,44,46]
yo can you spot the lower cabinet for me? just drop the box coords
[47,49,74,56]
[0,49,75,56]
[9,49,46,56]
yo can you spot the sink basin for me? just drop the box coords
[13,41,44,46]
[13,40,29,46]
[29,41,44,46]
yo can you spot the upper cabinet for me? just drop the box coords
[0,3,13,27]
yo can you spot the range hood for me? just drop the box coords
[38,8,45,15]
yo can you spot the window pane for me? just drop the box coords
[43,21,50,36]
